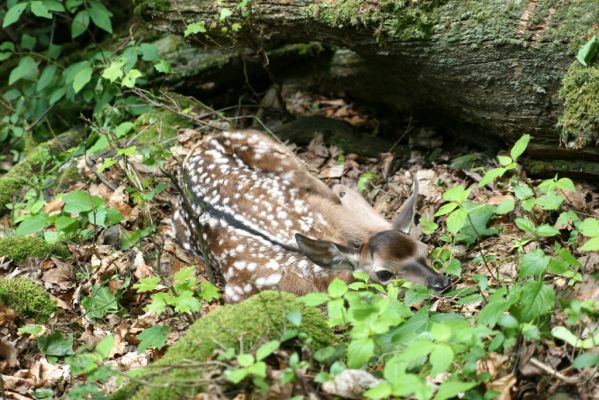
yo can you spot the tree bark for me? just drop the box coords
[136,0,599,155]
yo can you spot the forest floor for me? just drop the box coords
[1,88,598,399]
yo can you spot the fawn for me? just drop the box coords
[173,130,450,302]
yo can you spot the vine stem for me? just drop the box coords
[466,212,500,283]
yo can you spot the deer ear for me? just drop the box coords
[392,178,419,234]
[295,233,358,270]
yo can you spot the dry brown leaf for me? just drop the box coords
[0,338,18,372]
[42,258,75,291]
[486,373,517,400]
[307,132,329,158]
[29,357,71,387]
[108,186,135,221]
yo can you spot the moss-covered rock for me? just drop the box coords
[0,236,70,261]
[113,291,334,400]
[0,277,56,322]
[558,62,599,149]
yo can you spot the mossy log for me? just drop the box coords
[138,0,599,154]
[0,277,56,322]
[112,291,334,400]
[0,236,69,261]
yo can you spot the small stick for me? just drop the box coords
[528,357,578,384]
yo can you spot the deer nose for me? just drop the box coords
[428,275,452,291]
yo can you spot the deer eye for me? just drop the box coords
[376,270,394,281]
[339,191,346,198]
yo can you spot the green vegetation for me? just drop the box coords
[0,277,56,321]
[0,236,69,260]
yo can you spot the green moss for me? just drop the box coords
[558,62,599,149]
[0,145,50,211]
[315,0,446,41]
[113,291,334,400]
[0,277,56,322]
[133,0,170,17]
[0,236,70,261]
[134,108,194,146]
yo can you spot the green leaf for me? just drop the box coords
[518,282,554,322]
[552,326,599,349]
[579,218,599,238]
[429,344,454,375]
[172,291,201,313]
[478,288,510,327]
[515,217,536,233]
[510,134,530,161]
[256,340,280,361]
[199,281,221,301]
[287,309,302,326]
[580,236,599,251]
[81,285,118,319]
[357,172,377,192]
[31,1,52,18]
[247,361,267,377]
[18,324,44,335]
[535,190,564,210]
[364,383,393,399]
[184,21,207,36]
[443,185,471,204]
[572,352,599,369]
[71,10,90,38]
[49,87,66,104]
[3,2,28,27]
[298,292,329,306]
[63,191,100,213]
[101,58,125,83]
[154,59,172,73]
[72,65,93,93]
[219,7,233,21]
[54,215,78,232]
[514,183,534,200]
[140,43,159,61]
[434,202,458,217]
[133,277,160,292]
[347,337,374,368]
[478,167,506,187]
[433,381,476,400]
[328,278,348,298]
[16,213,50,236]
[455,203,497,245]
[535,224,559,237]
[137,325,169,352]
[121,69,142,88]
[446,208,468,235]
[88,2,113,33]
[225,367,248,383]
[420,217,438,235]
[497,155,512,166]
[519,249,550,277]
[43,0,65,12]
[237,353,254,367]
[38,333,75,356]
[21,33,37,50]
[555,177,576,192]
[9,56,39,85]
[576,35,599,67]
[495,199,515,215]
[95,335,114,358]
[37,64,57,91]
[431,323,451,342]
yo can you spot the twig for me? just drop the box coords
[528,357,578,384]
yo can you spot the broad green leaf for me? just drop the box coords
[172,291,201,313]
[101,59,125,83]
[31,1,52,18]
[247,361,267,377]
[54,215,78,232]
[364,383,392,399]
[497,155,512,166]
[16,213,51,236]
[140,43,159,61]
[446,208,467,235]
[519,249,550,277]
[43,0,65,12]
[95,334,114,358]
[37,64,57,91]
[185,21,207,36]
[434,202,458,217]
[431,323,451,342]
[572,352,599,369]
[347,337,374,368]
[18,324,44,335]
[225,368,248,383]
[420,218,438,235]
[535,190,564,210]
[580,237,599,252]
[579,218,599,238]
[38,333,75,356]
[328,278,348,298]
[132,277,160,292]
[478,167,506,187]
[455,203,497,245]
[63,191,100,213]
[443,185,470,204]
[555,177,576,192]
[298,292,329,306]
[199,281,221,301]
[72,65,93,93]
[513,183,534,200]
[518,282,554,322]
[287,309,302,326]
[88,2,113,33]
[357,172,377,192]
[535,224,559,237]
[219,7,233,20]
[576,35,599,67]
[515,217,536,233]
[154,59,172,73]
[256,340,280,361]
[49,86,66,104]
[429,344,454,375]
[495,199,515,215]
[121,69,142,88]
[21,33,36,51]
[552,326,599,349]
[9,56,39,85]
[434,381,476,400]
[145,292,169,315]
[81,285,118,319]
[71,10,90,38]
[237,353,254,367]
[478,288,509,327]
[3,2,28,27]
[510,134,530,161]
[137,325,169,352]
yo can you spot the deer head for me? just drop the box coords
[295,181,451,291]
